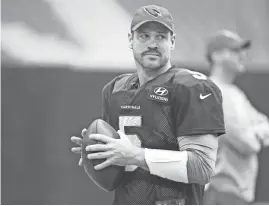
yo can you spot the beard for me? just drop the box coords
[223,60,246,74]
[133,52,169,71]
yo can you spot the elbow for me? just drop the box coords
[242,130,261,153]
[187,151,216,185]
[192,162,214,185]
[226,129,261,155]
[199,164,215,185]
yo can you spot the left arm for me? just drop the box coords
[139,73,224,185]
[243,92,269,147]
[133,134,218,185]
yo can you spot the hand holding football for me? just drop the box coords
[81,119,124,191]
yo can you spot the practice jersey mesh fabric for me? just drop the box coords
[101,67,225,204]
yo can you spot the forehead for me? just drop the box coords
[217,48,247,55]
[228,48,248,56]
[135,22,170,33]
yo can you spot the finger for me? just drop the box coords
[71,147,82,153]
[89,134,115,143]
[86,144,110,152]
[94,158,114,170]
[117,130,124,138]
[71,136,83,145]
[117,130,124,135]
[87,151,114,160]
[117,130,132,144]
[78,158,83,167]
[117,130,128,141]
[81,128,88,138]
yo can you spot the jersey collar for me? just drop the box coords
[128,66,175,89]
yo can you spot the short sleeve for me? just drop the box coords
[101,84,111,123]
[173,79,225,137]
[101,73,133,124]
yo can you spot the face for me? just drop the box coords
[129,22,175,71]
[214,48,248,73]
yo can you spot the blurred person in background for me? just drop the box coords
[70,5,225,205]
[203,29,269,205]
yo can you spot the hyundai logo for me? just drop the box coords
[154,87,168,96]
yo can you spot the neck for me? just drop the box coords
[210,64,236,84]
[136,61,172,86]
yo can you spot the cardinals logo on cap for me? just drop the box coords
[144,7,162,18]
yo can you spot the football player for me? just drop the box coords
[71,5,225,205]
[203,30,269,205]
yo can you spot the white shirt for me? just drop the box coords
[207,77,269,202]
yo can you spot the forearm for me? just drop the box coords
[186,149,215,185]
[223,96,268,154]
[225,126,261,155]
[132,147,149,171]
[132,147,214,185]
[253,122,269,147]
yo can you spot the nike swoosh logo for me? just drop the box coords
[200,93,212,99]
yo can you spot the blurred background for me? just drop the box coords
[1,0,269,204]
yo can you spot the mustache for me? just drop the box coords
[142,50,161,56]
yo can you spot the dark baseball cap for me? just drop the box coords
[207,30,251,57]
[131,5,175,33]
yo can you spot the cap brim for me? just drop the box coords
[239,40,251,50]
[132,20,173,32]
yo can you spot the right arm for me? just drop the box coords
[101,84,110,122]
[222,88,269,154]
[71,82,112,166]
[224,118,261,154]
[245,94,269,147]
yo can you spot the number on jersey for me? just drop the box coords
[119,116,142,172]
[187,70,207,80]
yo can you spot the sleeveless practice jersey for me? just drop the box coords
[101,67,225,205]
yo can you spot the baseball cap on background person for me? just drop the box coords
[130,5,175,33]
[206,30,251,62]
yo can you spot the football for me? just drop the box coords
[81,119,124,191]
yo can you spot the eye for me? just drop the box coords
[139,33,150,40]
[156,34,166,40]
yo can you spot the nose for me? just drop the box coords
[148,37,159,50]
[239,51,247,62]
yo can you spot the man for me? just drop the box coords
[71,5,225,205]
[203,30,269,205]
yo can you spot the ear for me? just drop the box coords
[211,51,218,63]
[211,50,225,63]
[128,33,133,49]
[170,33,176,50]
